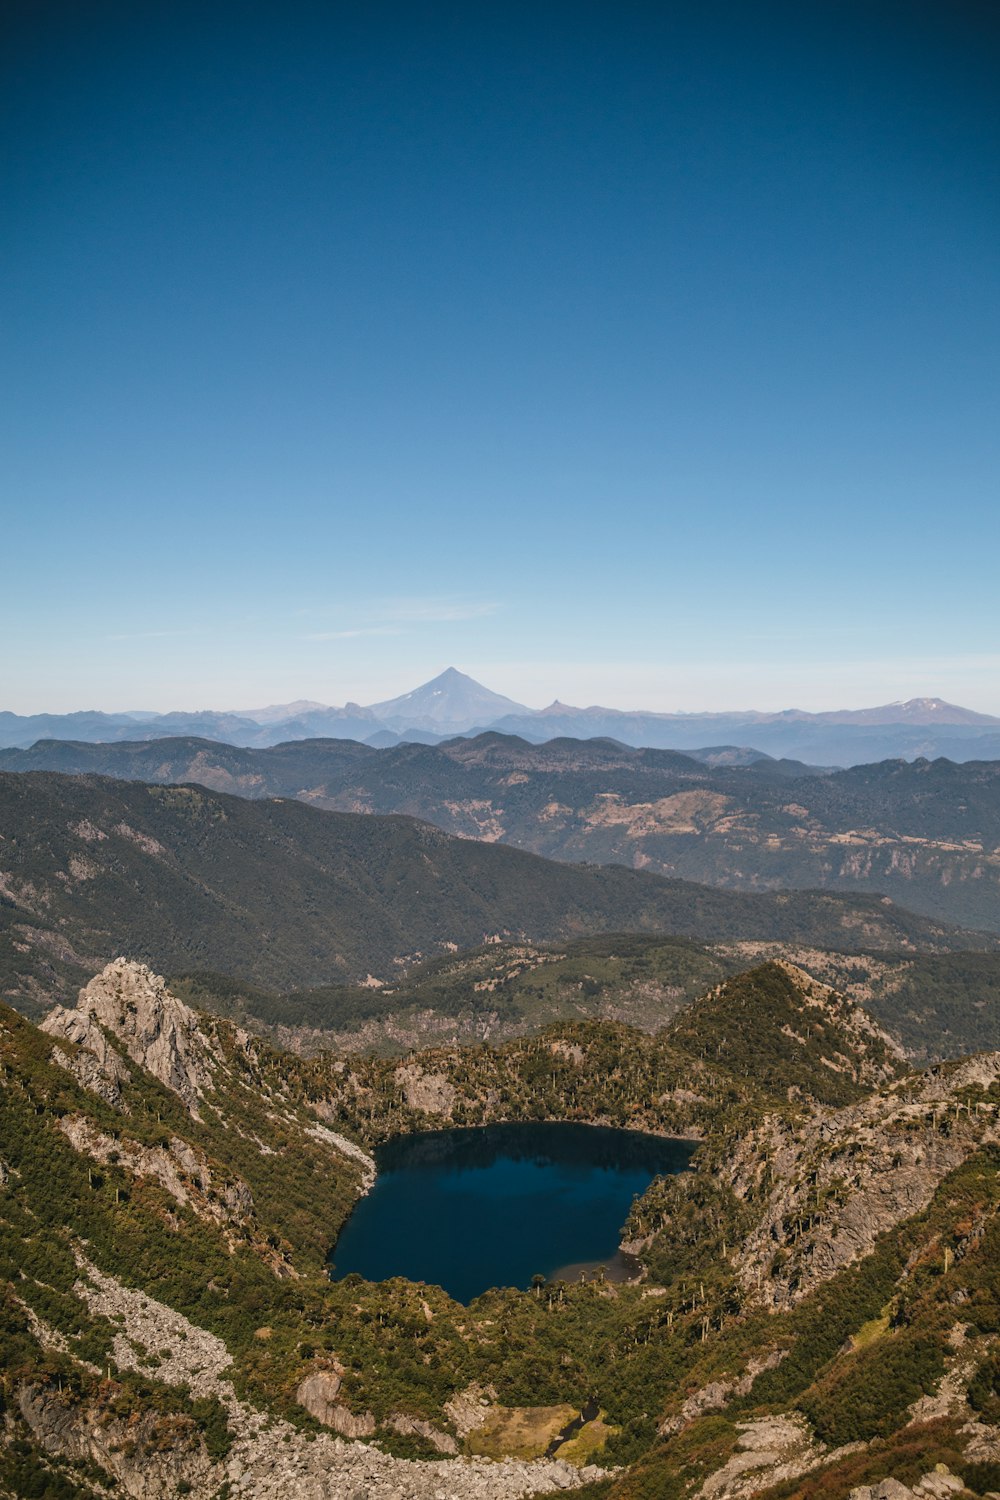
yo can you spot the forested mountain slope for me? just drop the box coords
[6,734,1000,931]
[1,771,981,1017]
[169,936,1000,1064]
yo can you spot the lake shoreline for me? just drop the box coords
[328,1120,694,1302]
[547,1249,644,1286]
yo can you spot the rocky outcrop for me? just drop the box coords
[659,1350,787,1437]
[907,1327,986,1426]
[295,1368,343,1424]
[724,1052,1000,1307]
[323,1405,377,1438]
[388,1412,459,1453]
[696,1413,852,1500]
[961,1417,1000,1463]
[295,1368,380,1434]
[49,958,217,1118]
[693,1419,976,1500]
[850,1469,970,1500]
[305,1121,376,1188]
[59,1115,253,1228]
[42,1003,133,1110]
[18,1383,219,1498]
[394,1062,456,1116]
[294,1367,376,1435]
[444,1382,498,1437]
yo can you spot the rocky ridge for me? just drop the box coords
[43,957,216,1117]
[722,1050,1000,1307]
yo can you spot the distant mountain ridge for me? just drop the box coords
[3,669,1000,764]
[0,769,988,1016]
[6,735,1000,935]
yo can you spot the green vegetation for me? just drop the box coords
[3,945,999,1499]
[713,946,1000,1062]
[801,1331,945,1445]
[174,939,1000,1066]
[616,1142,1000,1499]
[0,771,983,1023]
[863,951,1000,1057]
[667,962,901,1106]
[7,732,1000,936]
[171,935,733,1048]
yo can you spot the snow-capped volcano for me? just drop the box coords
[368,667,529,733]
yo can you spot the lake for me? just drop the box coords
[328,1120,694,1303]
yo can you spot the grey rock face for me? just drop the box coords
[42,1002,133,1109]
[296,1368,344,1425]
[394,1062,457,1116]
[58,1114,254,1227]
[66,957,217,1117]
[18,1383,218,1498]
[724,1052,1000,1307]
[388,1411,460,1453]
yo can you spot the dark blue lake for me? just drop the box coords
[328,1121,694,1303]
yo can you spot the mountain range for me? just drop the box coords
[7,731,1000,932]
[5,711,1000,1500]
[3,769,982,1019]
[5,668,1000,764]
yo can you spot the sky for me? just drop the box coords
[3,0,999,714]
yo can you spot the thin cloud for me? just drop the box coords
[104,629,197,641]
[380,599,500,624]
[302,627,402,642]
[299,598,500,641]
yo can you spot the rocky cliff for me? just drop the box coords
[43,957,216,1117]
[722,1050,1000,1308]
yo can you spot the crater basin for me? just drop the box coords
[328,1120,694,1303]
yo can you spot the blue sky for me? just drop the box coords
[3,0,999,713]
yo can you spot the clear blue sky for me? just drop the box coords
[4,0,999,713]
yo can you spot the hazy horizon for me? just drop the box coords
[4,666,1000,721]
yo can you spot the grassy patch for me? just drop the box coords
[465,1403,576,1459]
[559,1413,618,1465]
[849,1308,892,1350]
